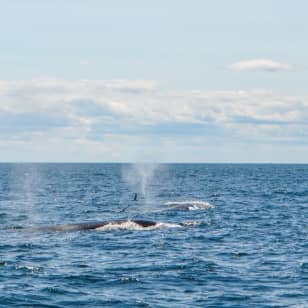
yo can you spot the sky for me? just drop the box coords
[0,0,308,162]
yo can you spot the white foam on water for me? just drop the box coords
[164,200,214,210]
[180,221,202,226]
[94,221,182,231]
[15,264,43,272]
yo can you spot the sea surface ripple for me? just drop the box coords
[0,163,307,307]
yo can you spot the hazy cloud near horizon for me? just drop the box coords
[0,78,308,162]
[229,59,292,72]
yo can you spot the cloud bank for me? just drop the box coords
[229,59,291,72]
[0,79,307,162]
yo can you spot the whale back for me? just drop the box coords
[27,220,157,232]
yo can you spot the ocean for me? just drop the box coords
[0,163,307,307]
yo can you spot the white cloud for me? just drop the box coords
[229,59,291,72]
[0,78,307,161]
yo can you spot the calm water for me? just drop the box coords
[0,163,307,307]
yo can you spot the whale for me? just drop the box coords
[164,201,214,211]
[22,219,171,232]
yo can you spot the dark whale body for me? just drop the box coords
[28,220,158,232]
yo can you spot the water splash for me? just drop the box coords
[95,220,182,231]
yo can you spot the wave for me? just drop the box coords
[164,200,214,211]
[94,220,182,231]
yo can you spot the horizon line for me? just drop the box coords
[0,161,308,165]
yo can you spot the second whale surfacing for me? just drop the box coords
[27,219,182,232]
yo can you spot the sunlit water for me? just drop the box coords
[0,163,307,307]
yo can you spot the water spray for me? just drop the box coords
[121,163,162,215]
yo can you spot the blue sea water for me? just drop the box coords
[0,163,307,307]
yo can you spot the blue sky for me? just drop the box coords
[0,1,308,162]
